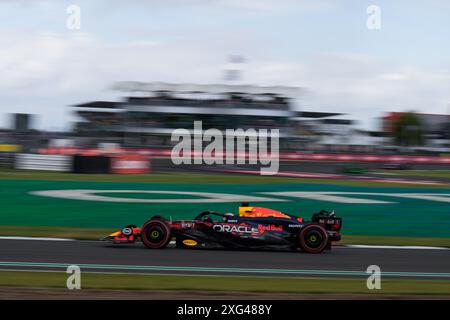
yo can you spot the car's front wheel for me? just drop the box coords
[141,219,171,249]
[298,224,329,253]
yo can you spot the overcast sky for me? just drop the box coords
[0,0,449,131]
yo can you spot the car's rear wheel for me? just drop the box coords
[298,224,329,253]
[141,219,171,249]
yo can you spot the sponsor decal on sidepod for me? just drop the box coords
[213,224,258,234]
[213,224,283,234]
[182,239,198,246]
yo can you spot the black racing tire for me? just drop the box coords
[141,219,171,249]
[298,224,329,253]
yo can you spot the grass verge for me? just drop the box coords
[0,271,449,295]
[1,225,450,247]
[375,170,450,179]
[0,169,449,188]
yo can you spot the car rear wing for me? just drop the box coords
[312,210,342,231]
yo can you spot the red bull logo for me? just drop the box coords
[257,224,283,233]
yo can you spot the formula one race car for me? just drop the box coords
[102,203,342,253]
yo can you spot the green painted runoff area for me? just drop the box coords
[1,179,449,238]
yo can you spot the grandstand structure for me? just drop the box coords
[72,82,342,150]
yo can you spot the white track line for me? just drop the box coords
[344,244,450,250]
[1,261,450,278]
[0,236,74,241]
[0,236,449,250]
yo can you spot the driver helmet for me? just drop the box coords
[222,212,234,221]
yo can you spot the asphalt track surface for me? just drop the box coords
[0,239,449,279]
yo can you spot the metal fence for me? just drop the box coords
[0,153,14,168]
[15,154,71,171]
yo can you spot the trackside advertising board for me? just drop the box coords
[111,154,150,174]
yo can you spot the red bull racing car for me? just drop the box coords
[102,203,342,253]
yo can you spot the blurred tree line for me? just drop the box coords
[392,112,424,146]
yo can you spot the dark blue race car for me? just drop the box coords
[103,203,342,254]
